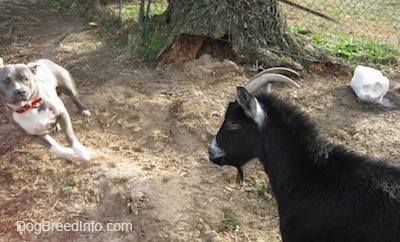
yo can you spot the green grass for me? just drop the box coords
[289,23,400,66]
[110,0,170,62]
[220,208,240,232]
[60,179,76,194]
[134,26,171,62]
[283,0,399,66]
[39,0,71,9]
[116,1,168,22]
[283,0,398,27]
[252,181,274,199]
[311,33,400,65]
[29,167,42,175]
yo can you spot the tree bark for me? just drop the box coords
[158,0,324,67]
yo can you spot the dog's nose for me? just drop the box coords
[14,89,26,96]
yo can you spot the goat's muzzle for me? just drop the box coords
[208,138,227,165]
[209,155,226,166]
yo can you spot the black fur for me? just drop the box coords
[209,91,400,242]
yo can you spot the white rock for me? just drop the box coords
[350,65,389,104]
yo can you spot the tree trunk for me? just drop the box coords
[157,0,324,67]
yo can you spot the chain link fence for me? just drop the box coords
[281,0,399,47]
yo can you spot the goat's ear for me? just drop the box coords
[237,86,259,122]
[0,57,3,68]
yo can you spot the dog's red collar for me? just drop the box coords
[4,98,43,114]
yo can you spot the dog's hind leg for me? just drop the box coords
[54,66,91,117]
[56,85,91,117]
[55,89,91,116]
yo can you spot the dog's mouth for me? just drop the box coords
[8,96,29,108]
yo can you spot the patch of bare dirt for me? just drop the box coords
[0,1,399,241]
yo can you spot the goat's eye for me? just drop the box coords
[227,122,242,131]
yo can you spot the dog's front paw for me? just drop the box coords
[80,109,91,117]
[72,142,91,161]
[50,145,76,160]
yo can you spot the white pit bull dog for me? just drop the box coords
[0,57,91,161]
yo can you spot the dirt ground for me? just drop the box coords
[1,1,400,241]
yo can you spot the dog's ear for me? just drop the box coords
[0,57,3,68]
[27,63,39,74]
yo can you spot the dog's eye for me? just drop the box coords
[2,77,10,84]
[227,122,242,131]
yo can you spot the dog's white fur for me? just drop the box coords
[13,107,56,135]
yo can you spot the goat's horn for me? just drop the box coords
[250,67,300,82]
[244,73,300,94]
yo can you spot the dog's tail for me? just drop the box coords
[41,27,74,59]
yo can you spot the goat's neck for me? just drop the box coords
[259,95,330,201]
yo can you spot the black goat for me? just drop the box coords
[208,68,400,242]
